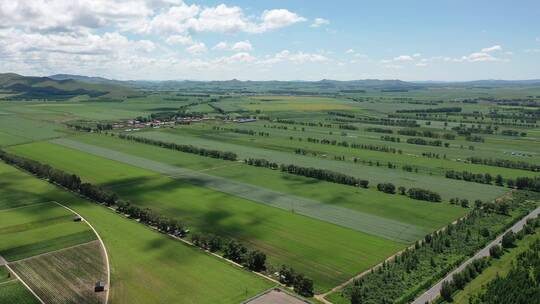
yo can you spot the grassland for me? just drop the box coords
[11,240,108,304]
[0,161,275,303]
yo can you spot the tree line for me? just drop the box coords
[396,107,462,113]
[466,156,540,172]
[444,217,539,303]
[397,128,455,140]
[445,170,540,192]
[280,164,369,188]
[343,192,539,304]
[0,150,303,285]
[304,137,402,154]
[406,137,446,147]
[118,134,237,161]
[376,183,442,203]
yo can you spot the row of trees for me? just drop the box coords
[67,122,114,132]
[0,149,117,205]
[440,258,491,302]
[278,266,314,297]
[280,164,369,188]
[193,235,268,272]
[244,158,279,170]
[445,217,540,303]
[407,188,442,202]
[118,134,238,161]
[406,137,445,147]
[466,156,540,172]
[344,192,539,304]
[0,150,286,285]
[365,127,393,134]
[375,182,443,203]
[470,238,540,303]
[396,107,462,113]
[445,170,540,192]
[212,126,269,137]
[304,137,401,154]
[397,129,455,140]
[445,170,496,185]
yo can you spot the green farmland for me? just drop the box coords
[1,72,539,303]
[0,161,273,303]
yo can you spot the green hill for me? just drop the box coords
[0,73,138,101]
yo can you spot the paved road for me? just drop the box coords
[413,205,540,304]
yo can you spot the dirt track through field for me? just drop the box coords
[51,138,425,243]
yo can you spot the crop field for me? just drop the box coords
[66,134,467,237]
[131,128,507,201]
[0,115,66,146]
[0,279,39,304]
[10,240,108,304]
[0,161,274,303]
[9,140,409,291]
[0,201,97,261]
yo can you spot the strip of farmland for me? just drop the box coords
[51,137,424,243]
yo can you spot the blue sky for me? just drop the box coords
[0,0,539,80]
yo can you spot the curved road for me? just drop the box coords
[413,205,540,304]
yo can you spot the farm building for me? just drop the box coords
[95,281,105,292]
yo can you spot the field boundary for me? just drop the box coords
[10,240,99,264]
[4,264,45,304]
[52,201,111,304]
[0,201,53,213]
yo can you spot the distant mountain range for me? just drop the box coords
[2,73,540,100]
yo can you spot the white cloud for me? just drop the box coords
[186,42,207,55]
[393,55,414,61]
[231,40,253,51]
[416,62,428,67]
[213,40,253,51]
[147,5,305,34]
[345,49,355,54]
[524,49,540,53]
[459,52,498,62]
[481,45,502,52]
[216,52,256,64]
[165,34,193,45]
[311,18,329,28]
[213,42,228,50]
[0,0,153,32]
[261,50,329,65]
[254,9,306,33]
